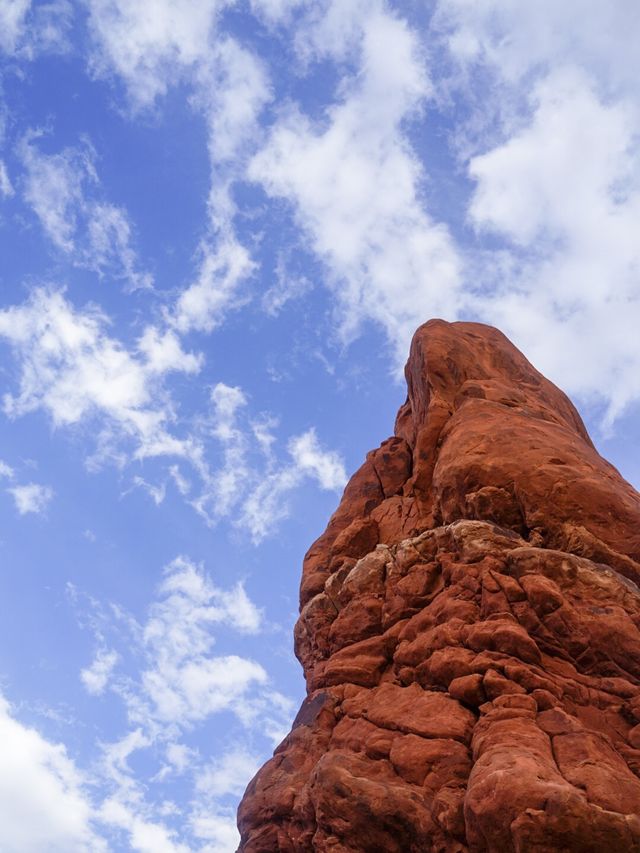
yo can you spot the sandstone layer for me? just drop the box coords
[238,319,640,852]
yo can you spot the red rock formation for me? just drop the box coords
[237,319,640,852]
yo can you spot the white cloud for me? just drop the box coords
[0,0,31,54]
[467,72,640,425]
[0,459,14,478]
[293,0,385,63]
[0,0,72,58]
[210,382,247,439]
[0,288,200,459]
[0,288,345,536]
[0,694,105,852]
[195,746,259,798]
[187,746,260,853]
[88,1,273,336]
[86,0,228,110]
[191,382,248,520]
[186,381,346,540]
[261,251,311,316]
[138,557,265,725]
[171,238,254,335]
[196,36,271,167]
[131,476,167,506]
[189,808,239,853]
[238,427,346,543]
[86,203,153,291]
[139,561,273,720]
[0,561,284,853]
[137,327,202,375]
[143,654,267,726]
[166,743,196,775]
[0,159,13,196]
[289,427,346,490]
[20,135,87,252]
[99,797,188,853]
[8,482,53,515]
[249,0,303,26]
[249,6,462,364]
[468,69,636,246]
[433,0,640,94]
[430,2,640,424]
[237,466,298,543]
[75,556,267,730]
[68,554,291,851]
[19,135,152,289]
[99,728,151,786]
[169,39,270,336]
[150,555,262,640]
[169,464,191,496]
[81,649,119,696]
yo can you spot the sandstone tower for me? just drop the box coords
[238,320,640,852]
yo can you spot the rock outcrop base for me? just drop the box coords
[237,320,640,852]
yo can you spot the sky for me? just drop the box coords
[0,1,639,851]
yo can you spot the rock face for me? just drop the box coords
[237,319,640,852]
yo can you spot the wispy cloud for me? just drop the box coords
[19,134,152,290]
[79,555,269,730]
[170,37,271,336]
[0,160,13,196]
[85,0,226,110]
[80,649,119,696]
[170,237,254,336]
[136,557,265,726]
[250,4,462,364]
[87,3,271,336]
[70,555,293,852]
[289,428,347,490]
[0,287,200,461]
[1,458,54,516]
[0,459,15,479]
[0,0,72,58]
[0,0,31,55]
[194,385,347,541]
[8,482,53,515]
[189,746,261,851]
[0,288,346,539]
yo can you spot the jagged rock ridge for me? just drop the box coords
[237,319,640,852]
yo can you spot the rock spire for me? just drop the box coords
[238,319,640,852]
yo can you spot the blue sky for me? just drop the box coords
[0,1,639,850]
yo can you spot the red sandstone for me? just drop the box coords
[237,320,640,852]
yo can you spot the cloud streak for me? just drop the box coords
[71,554,293,852]
[250,5,462,364]
[19,134,152,291]
[0,287,200,461]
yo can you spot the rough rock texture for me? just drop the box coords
[237,319,640,852]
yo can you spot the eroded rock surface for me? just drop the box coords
[237,319,640,852]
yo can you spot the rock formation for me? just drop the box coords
[237,319,640,852]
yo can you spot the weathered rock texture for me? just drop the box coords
[238,319,640,852]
